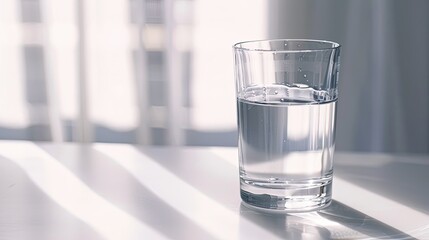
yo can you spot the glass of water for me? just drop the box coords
[233,39,341,212]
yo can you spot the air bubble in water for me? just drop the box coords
[261,87,266,101]
[298,67,302,72]
[294,83,309,88]
[280,98,286,102]
[303,74,307,78]
[274,90,278,94]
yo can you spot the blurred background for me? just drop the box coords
[0,0,428,153]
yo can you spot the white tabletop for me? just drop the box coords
[0,141,428,240]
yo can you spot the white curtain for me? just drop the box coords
[0,0,266,146]
[0,0,428,153]
[268,0,429,153]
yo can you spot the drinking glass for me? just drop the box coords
[233,39,341,212]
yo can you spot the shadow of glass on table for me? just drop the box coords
[240,200,416,240]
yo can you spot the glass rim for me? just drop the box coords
[233,39,341,53]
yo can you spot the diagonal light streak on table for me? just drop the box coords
[95,144,282,240]
[0,141,169,240]
[210,147,429,239]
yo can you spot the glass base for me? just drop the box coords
[240,177,332,213]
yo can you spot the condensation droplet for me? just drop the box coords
[297,44,302,47]
[274,90,278,94]
[280,98,286,102]
[303,74,307,78]
[298,67,302,72]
